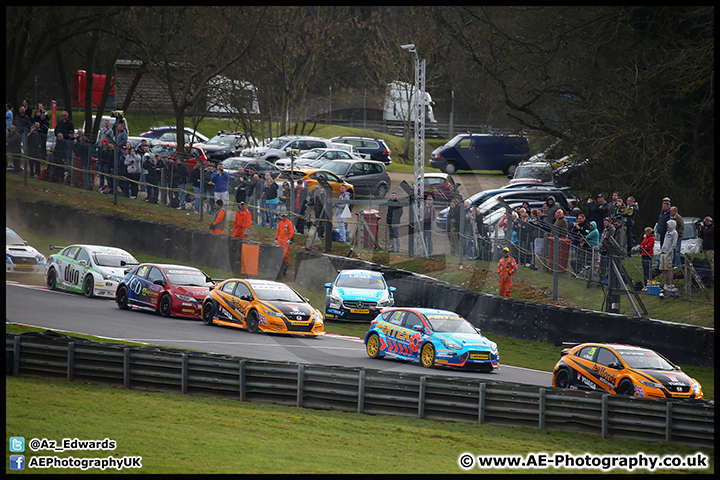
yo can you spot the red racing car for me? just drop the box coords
[116,263,215,319]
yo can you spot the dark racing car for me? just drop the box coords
[116,263,214,319]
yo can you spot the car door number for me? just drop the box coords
[63,264,81,286]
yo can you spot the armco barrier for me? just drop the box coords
[6,332,713,448]
[293,250,714,368]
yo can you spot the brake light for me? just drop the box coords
[382,150,389,155]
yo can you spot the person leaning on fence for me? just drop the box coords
[497,247,518,298]
[210,199,226,234]
[639,227,655,290]
[386,191,403,253]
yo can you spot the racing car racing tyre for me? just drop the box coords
[247,310,260,334]
[83,275,94,298]
[159,294,172,317]
[201,302,215,326]
[116,286,131,310]
[365,333,384,359]
[420,343,436,368]
[46,268,58,290]
[555,368,571,389]
[617,379,635,397]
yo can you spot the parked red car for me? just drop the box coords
[150,142,211,171]
[421,173,460,202]
[116,263,215,319]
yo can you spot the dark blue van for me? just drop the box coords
[429,134,530,175]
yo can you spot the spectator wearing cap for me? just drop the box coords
[588,193,608,236]
[699,216,714,281]
[655,197,672,247]
[233,201,252,239]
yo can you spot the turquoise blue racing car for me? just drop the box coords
[364,307,499,372]
[324,269,395,322]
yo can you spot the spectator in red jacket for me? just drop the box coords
[639,226,655,290]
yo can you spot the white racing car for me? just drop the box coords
[6,227,47,274]
[45,244,140,298]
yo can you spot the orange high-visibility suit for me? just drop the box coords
[233,207,252,238]
[210,207,226,234]
[497,254,518,297]
[276,216,295,264]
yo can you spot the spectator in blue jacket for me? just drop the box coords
[209,162,230,204]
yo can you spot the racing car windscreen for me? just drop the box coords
[335,273,385,289]
[94,253,140,268]
[253,285,304,302]
[165,270,213,287]
[615,349,676,370]
[7,231,25,245]
[424,313,478,334]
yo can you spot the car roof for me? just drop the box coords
[140,263,201,271]
[339,269,384,276]
[59,244,132,254]
[388,307,461,316]
[323,158,385,166]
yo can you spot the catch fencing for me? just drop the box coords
[6,332,714,448]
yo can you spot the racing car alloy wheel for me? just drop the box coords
[420,343,436,368]
[617,379,635,396]
[83,275,94,298]
[201,302,215,326]
[46,268,58,290]
[116,286,130,310]
[247,310,260,334]
[159,294,172,317]
[366,333,383,359]
[554,369,571,389]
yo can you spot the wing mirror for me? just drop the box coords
[153,279,167,286]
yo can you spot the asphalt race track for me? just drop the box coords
[6,281,553,386]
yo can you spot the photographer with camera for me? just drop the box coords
[624,196,638,257]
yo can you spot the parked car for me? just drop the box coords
[429,134,529,175]
[324,269,395,322]
[116,263,214,319]
[6,227,46,274]
[330,136,392,164]
[149,141,209,171]
[274,168,355,199]
[242,135,332,163]
[140,126,209,144]
[275,148,356,169]
[364,307,499,372]
[552,342,703,399]
[199,131,259,163]
[435,187,579,231]
[201,279,324,336]
[331,142,366,159]
[221,157,282,178]
[419,173,460,202]
[630,216,703,256]
[506,160,555,185]
[45,244,139,299]
[308,158,391,198]
[82,114,130,136]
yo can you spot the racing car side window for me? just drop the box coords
[221,281,237,294]
[578,346,597,361]
[403,312,423,330]
[234,282,252,298]
[383,310,406,325]
[147,267,165,284]
[596,348,620,367]
[76,248,91,264]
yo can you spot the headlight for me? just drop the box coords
[490,342,498,353]
[639,379,662,390]
[441,338,462,350]
[691,379,702,394]
[101,273,118,282]
[312,310,323,321]
[328,291,343,308]
[175,293,194,302]
[376,293,394,308]
[264,309,283,318]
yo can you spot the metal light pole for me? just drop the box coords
[402,43,427,257]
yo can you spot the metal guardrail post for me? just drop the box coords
[357,370,366,414]
[665,402,673,443]
[418,376,426,419]
[239,360,246,402]
[14,336,21,376]
[538,387,546,429]
[181,353,189,395]
[123,348,131,389]
[67,342,75,381]
[297,364,305,408]
[478,383,486,424]
[601,394,609,439]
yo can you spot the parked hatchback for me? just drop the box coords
[330,136,392,164]
[310,158,391,198]
[242,135,332,163]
